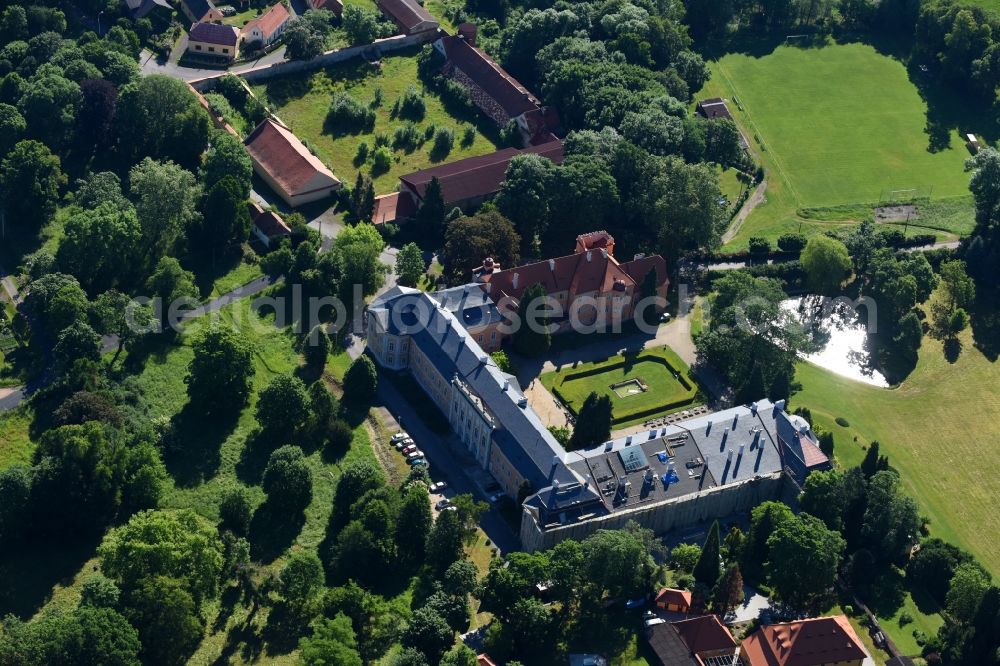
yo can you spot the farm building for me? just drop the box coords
[376,0,439,35]
[244,119,342,207]
[242,3,291,47]
[186,22,240,61]
[180,0,223,23]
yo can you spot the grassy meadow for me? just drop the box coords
[700,39,982,249]
[252,48,502,194]
[793,323,1000,576]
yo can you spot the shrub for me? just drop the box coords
[327,92,375,133]
[398,85,425,120]
[424,123,436,140]
[835,416,850,427]
[372,146,392,174]
[748,236,770,255]
[370,85,383,108]
[392,122,420,151]
[899,612,914,627]
[777,233,807,253]
[432,126,454,158]
[326,418,353,451]
[373,132,390,147]
[461,123,475,147]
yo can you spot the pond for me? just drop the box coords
[782,295,889,387]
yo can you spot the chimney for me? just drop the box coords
[513,272,520,290]
[738,443,745,457]
[727,449,734,462]
[549,258,555,271]
[586,251,592,263]
[750,402,758,415]
[775,399,786,411]
[502,380,509,392]
[753,429,762,446]
[601,248,608,259]
[625,435,632,445]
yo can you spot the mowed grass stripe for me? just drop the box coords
[714,41,971,206]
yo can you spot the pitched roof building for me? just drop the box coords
[309,0,344,16]
[432,26,561,143]
[242,3,291,46]
[244,119,342,207]
[187,22,240,60]
[181,0,223,22]
[739,616,869,666]
[475,231,669,329]
[672,616,739,660]
[655,588,692,612]
[646,623,701,666]
[391,141,564,222]
[247,201,291,247]
[124,0,172,19]
[376,0,439,34]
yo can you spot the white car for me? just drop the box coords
[429,481,447,493]
[406,450,424,460]
[390,432,409,444]
[395,438,414,450]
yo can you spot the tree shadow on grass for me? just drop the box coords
[248,501,305,564]
[943,337,962,363]
[236,429,273,486]
[859,566,907,619]
[970,291,1000,362]
[186,249,248,301]
[0,534,101,618]
[163,403,241,487]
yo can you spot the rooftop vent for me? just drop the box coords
[750,402,758,415]
[502,380,509,392]
[633,253,645,261]
[513,272,520,290]
[586,251,592,263]
[479,355,488,365]
[548,259,555,271]
[775,399,786,411]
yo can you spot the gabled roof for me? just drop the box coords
[646,623,700,666]
[183,0,219,22]
[740,616,868,666]
[620,255,669,291]
[655,588,692,607]
[243,3,290,39]
[577,231,614,250]
[254,211,291,238]
[245,119,341,196]
[377,0,438,33]
[439,34,541,119]
[372,191,417,225]
[125,0,172,18]
[189,22,240,46]
[672,615,737,655]
[399,141,564,205]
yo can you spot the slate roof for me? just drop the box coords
[377,0,437,33]
[243,3,290,40]
[672,615,737,655]
[189,21,240,46]
[368,288,586,491]
[740,616,868,666]
[697,98,734,120]
[399,141,564,205]
[430,284,504,330]
[438,34,541,118]
[244,119,341,196]
[646,623,700,666]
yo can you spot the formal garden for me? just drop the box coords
[541,347,701,428]
[251,47,502,194]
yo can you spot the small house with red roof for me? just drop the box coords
[309,0,344,16]
[739,615,869,666]
[242,3,291,47]
[244,119,342,207]
[247,201,291,248]
[655,587,692,613]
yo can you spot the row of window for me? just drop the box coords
[192,44,231,54]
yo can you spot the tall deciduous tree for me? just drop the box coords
[198,175,251,250]
[0,139,66,231]
[256,375,310,437]
[801,235,852,294]
[497,154,556,254]
[766,513,845,608]
[262,445,313,512]
[128,158,201,262]
[185,325,255,414]
[58,202,142,291]
[344,355,378,402]
[395,242,425,287]
[442,211,520,286]
[299,613,363,666]
[115,74,209,169]
[202,131,252,196]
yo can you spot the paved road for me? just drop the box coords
[140,46,288,82]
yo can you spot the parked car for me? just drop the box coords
[406,450,424,460]
[435,498,452,510]
[625,597,646,609]
[489,492,506,504]
[644,618,666,628]
[429,481,447,493]
[408,457,427,466]
[402,444,418,454]
[395,438,414,450]
[390,432,409,444]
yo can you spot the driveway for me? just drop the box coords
[140,46,288,82]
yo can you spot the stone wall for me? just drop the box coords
[190,30,440,91]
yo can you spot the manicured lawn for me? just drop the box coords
[251,47,501,194]
[541,346,700,427]
[793,323,1000,576]
[700,39,984,249]
[221,6,261,28]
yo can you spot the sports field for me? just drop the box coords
[541,347,699,427]
[793,324,1000,577]
[713,41,970,207]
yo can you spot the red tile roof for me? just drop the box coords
[400,141,564,206]
[655,588,693,608]
[377,0,437,33]
[578,231,614,250]
[372,191,417,225]
[254,210,291,238]
[310,0,344,13]
[672,615,737,655]
[244,119,340,196]
[439,34,541,119]
[189,21,240,46]
[797,433,830,468]
[740,616,868,666]
[620,255,669,291]
[243,3,290,40]
[476,655,497,666]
